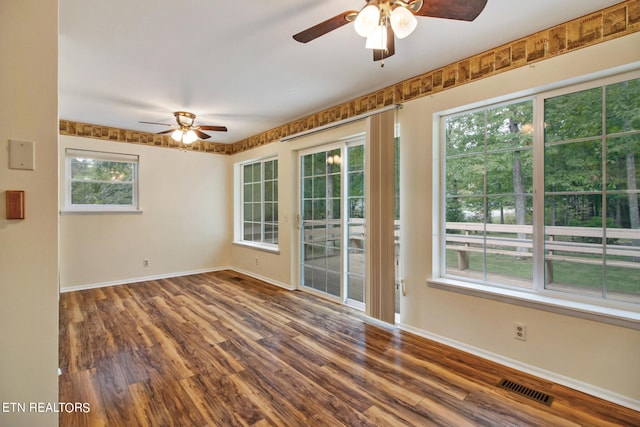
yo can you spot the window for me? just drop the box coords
[242,158,278,246]
[439,72,640,310]
[65,149,139,211]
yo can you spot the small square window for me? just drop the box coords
[65,149,139,211]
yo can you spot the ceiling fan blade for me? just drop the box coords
[194,129,211,140]
[414,0,487,21]
[373,26,395,62]
[139,121,172,126]
[198,125,228,132]
[157,129,174,135]
[293,10,358,43]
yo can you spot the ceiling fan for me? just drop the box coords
[293,0,488,65]
[139,111,228,144]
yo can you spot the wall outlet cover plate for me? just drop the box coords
[9,140,35,170]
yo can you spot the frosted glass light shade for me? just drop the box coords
[354,5,380,37]
[390,6,417,39]
[171,129,183,142]
[365,25,387,50]
[183,130,198,144]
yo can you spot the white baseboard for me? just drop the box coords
[60,266,296,293]
[59,267,229,293]
[397,322,640,412]
[227,267,296,291]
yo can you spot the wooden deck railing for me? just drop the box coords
[445,222,640,282]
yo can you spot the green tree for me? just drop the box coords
[70,159,135,205]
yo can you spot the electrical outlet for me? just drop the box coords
[143,259,150,267]
[255,257,259,266]
[514,322,527,341]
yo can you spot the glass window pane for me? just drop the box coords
[487,196,532,226]
[264,160,274,180]
[331,198,341,220]
[70,182,133,205]
[544,194,603,227]
[486,101,534,149]
[303,200,313,220]
[243,164,252,183]
[446,156,485,196]
[243,184,253,203]
[313,200,326,220]
[327,149,341,173]
[330,174,341,198]
[492,150,532,196]
[349,197,365,219]
[303,177,313,199]
[313,176,326,199]
[252,163,261,182]
[446,111,486,156]
[348,172,364,198]
[303,155,313,177]
[606,78,640,134]
[545,140,602,193]
[348,145,364,171]
[252,183,261,202]
[264,203,273,222]
[243,203,252,221]
[313,152,327,175]
[606,135,639,192]
[252,202,261,222]
[265,181,273,202]
[544,87,602,143]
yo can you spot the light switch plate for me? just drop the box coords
[9,140,35,170]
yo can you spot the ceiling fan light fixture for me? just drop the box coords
[171,128,198,144]
[390,6,417,39]
[174,111,196,127]
[365,24,387,50]
[354,4,380,37]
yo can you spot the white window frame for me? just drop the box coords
[237,156,279,251]
[64,149,140,213]
[430,69,640,328]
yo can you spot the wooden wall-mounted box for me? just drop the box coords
[6,190,25,219]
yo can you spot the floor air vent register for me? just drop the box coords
[497,378,555,406]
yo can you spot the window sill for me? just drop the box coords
[427,277,640,330]
[60,209,143,215]
[232,240,280,254]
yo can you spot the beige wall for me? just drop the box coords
[0,1,59,426]
[227,33,640,408]
[59,136,232,290]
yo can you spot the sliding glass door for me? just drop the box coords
[299,139,366,307]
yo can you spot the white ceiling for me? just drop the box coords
[59,0,622,144]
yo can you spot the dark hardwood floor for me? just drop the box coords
[59,270,639,426]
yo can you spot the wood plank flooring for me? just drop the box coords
[59,270,639,426]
